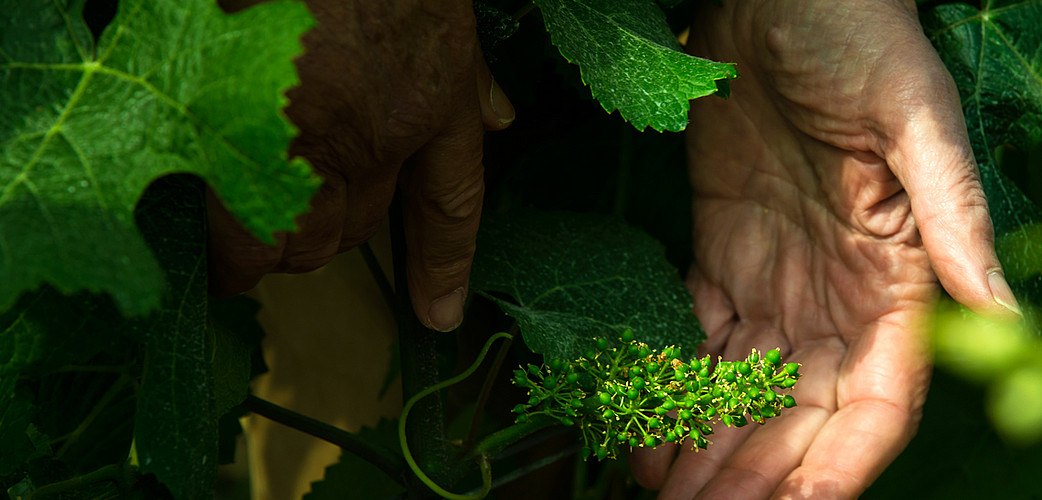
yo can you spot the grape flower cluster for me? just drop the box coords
[511,329,800,461]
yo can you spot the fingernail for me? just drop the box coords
[489,79,515,125]
[988,269,1023,318]
[428,287,465,332]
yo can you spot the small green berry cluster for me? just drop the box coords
[511,329,800,461]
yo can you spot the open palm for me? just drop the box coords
[631,1,1020,498]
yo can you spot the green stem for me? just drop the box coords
[469,415,556,461]
[29,464,124,499]
[359,241,396,313]
[240,394,406,485]
[400,332,512,500]
[53,374,129,458]
[464,324,517,451]
[513,2,536,20]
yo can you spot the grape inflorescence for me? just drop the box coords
[511,329,800,461]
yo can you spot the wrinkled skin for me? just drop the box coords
[630,1,1020,498]
[210,0,514,331]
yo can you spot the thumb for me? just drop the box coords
[882,62,1022,321]
[399,115,486,332]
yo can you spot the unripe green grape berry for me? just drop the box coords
[562,417,574,426]
[661,399,675,411]
[528,396,539,406]
[734,415,748,427]
[746,387,760,398]
[704,406,717,418]
[748,350,760,364]
[621,329,634,342]
[596,338,610,350]
[629,436,639,447]
[676,364,688,375]
[712,386,724,398]
[644,435,658,447]
[783,395,797,408]
[690,359,702,372]
[626,387,639,400]
[679,409,692,420]
[628,345,639,356]
[527,364,540,375]
[765,348,782,366]
[512,404,527,414]
[783,362,800,376]
[638,346,651,358]
[647,362,660,373]
[598,392,612,405]
[570,398,582,409]
[761,407,776,418]
[518,414,529,423]
[566,372,579,385]
[632,377,646,390]
[545,377,557,389]
[778,378,796,389]
[722,371,736,383]
[649,417,661,429]
[737,362,752,376]
[603,409,615,419]
[596,447,608,460]
[655,406,668,416]
[764,390,777,402]
[584,349,597,360]
[722,415,733,426]
[566,407,577,417]
[665,431,677,442]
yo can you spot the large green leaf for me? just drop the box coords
[470,210,704,361]
[0,0,318,315]
[128,178,215,499]
[923,1,1042,312]
[534,0,736,132]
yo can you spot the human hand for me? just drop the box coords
[208,0,515,331]
[630,0,1021,497]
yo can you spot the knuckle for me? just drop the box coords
[424,162,485,223]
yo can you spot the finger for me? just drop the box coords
[690,341,843,499]
[207,188,287,296]
[474,52,515,131]
[774,310,931,498]
[629,442,679,490]
[876,44,1021,321]
[273,178,348,274]
[400,111,486,332]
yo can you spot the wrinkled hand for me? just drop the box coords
[630,1,1021,498]
[209,0,514,331]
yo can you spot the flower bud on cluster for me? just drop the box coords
[511,329,800,460]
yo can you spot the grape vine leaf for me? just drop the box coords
[126,177,216,499]
[303,419,405,500]
[534,0,736,132]
[922,1,1042,313]
[0,0,319,315]
[470,209,705,361]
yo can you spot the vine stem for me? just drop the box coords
[399,332,512,500]
[28,464,124,499]
[239,394,406,485]
[462,323,517,451]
